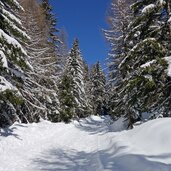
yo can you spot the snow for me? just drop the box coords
[12,0,25,11]
[0,76,17,92]
[2,8,22,25]
[142,4,156,14]
[0,116,171,171]
[0,50,8,68]
[140,60,156,68]
[159,0,166,5]
[0,29,27,55]
[2,14,30,39]
[109,117,127,132]
[164,56,171,77]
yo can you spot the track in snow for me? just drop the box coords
[31,116,117,171]
[0,116,118,171]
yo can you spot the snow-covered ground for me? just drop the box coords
[0,116,171,171]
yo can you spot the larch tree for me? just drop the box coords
[104,0,132,119]
[17,0,60,122]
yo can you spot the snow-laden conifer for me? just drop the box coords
[0,0,31,127]
[120,0,171,127]
[90,62,106,115]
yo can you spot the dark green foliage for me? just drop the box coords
[0,89,24,127]
[58,74,76,123]
[90,62,106,115]
[105,0,171,128]
[0,0,30,127]
[119,0,171,127]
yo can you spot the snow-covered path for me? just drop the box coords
[0,116,117,171]
[1,116,171,171]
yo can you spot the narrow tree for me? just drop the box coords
[90,62,106,115]
[58,39,90,121]
[58,73,76,123]
[104,0,132,119]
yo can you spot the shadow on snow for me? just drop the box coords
[31,146,171,171]
[74,116,112,135]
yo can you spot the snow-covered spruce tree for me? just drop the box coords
[0,0,31,127]
[104,0,131,119]
[58,39,90,122]
[119,0,171,128]
[83,61,93,114]
[90,62,106,115]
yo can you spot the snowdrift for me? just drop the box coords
[111,118,171,171]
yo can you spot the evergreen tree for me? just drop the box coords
[0,0,31,127]
[90,62,106,115]
[68,39,90,118]
[58,73,76,123]
[58,29,69,74]
[58,39,90,121]
[83,61,93,114]
[119,0,171,127]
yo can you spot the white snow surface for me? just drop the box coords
[165,56,171,77]
[2,8,22,25]
[142,4,156,14]
[140,60,156,68]
[0,76,17,92]
[0,116,171,171]
[0,50,8,68]
[0,29,27,55]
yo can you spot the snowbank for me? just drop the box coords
[112,118,171,170]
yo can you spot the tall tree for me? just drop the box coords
[58,39,90,121]
[17,0,60,122]
[104,0,132,119]
[119,0,171,127]
[90,62,106,115]
[58,73,76,123]
[0,0,31,127]
[68,39,90,118]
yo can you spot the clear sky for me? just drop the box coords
[49,0,110,66]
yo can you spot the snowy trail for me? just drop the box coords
[1,116,171,171]
[0,116,118,171]
[30,116,116,171]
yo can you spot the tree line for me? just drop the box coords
[1,0,171,128]
[0,0,106,127]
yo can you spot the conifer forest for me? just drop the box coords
[1,0,171,170]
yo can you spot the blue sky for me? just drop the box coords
[49,0,110,66]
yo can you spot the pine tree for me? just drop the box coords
[69,39,90,118]
[58,73,76,123]
[83,61,93,114]
[0,0,31,127]
[119,0,171,127]
[90,62,106,115]
[58,39,90,121]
